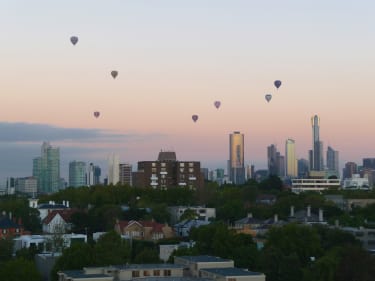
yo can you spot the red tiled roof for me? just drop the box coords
[117,220,165,233]
[42,209,77,225]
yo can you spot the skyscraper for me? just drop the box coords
[229,131,245,184]
[267,144,285,177]
[69,161,86,187]
[285,138,298,178]
[87,163,101,186]
[119,163,133,186]
[326,146,339,176]
[108,153,120,185]
[309,115,324,171]
[32,142,60,194]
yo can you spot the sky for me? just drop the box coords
[1,1,375,182]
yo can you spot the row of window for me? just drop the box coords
[132,270,171,277]
[2,228,20,234]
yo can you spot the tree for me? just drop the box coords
[51,243,95,281]
[0,238,14,263]
[134,248,162,264]
[94,231,131,265]
[0,258,41,281]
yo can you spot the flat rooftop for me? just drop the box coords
[177,256,232,263]
[201,268,264,276]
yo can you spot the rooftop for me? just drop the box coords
[201,268,264,276]
[177,255,232,263]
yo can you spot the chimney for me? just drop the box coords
[247,213,253,218]
[66,201,70,208]
[290,206,295,217]
[63,200,66,206]
[307,205,311,217]
[319,208,323,222]
[274,214,278,223]
[335,219,339,227]
[9,211,12,220]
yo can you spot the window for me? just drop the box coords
[2,229,7,234]
[161,162,166,167]
[152,168,157,173]
[189,162,194,167]
[153,270,160,276]
[189,168,194,173]
[152,163,156,167]
[180,163,185,167]
[132,271,140,277]
[163,270,171,276]
[144,270,150,276]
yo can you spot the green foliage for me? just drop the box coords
[0,238,14,263]
[94,231,131,265]
[0,258,42,281]
[51,243,95,281]
[133,248,162,264]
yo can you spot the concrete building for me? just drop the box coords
[134,151,203,190]
[119,163,133,186]
[168,206,216,224]
[69,161,86,187]
[343,174,370,190]
[15,176,37,196]
[229,132,245,185]
[291,178,341,193]
[285,139,297,178]
[108,153,120,185]
[343,162,358,179]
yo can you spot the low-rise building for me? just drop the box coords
[343,174,370,190]
[169,206,216,224]
[0,213,24,238]
[114,220,175,241]
[291,178,341,193]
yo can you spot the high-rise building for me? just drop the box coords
[119,163,132,186]
[32,142,60,194]
[69,161,86,187]
[309,115,324,171]
[87,163,101,186]
[229,131,245,185]
[363,158,375,169]
[108,153,120,185]
[15,177,38,196]
[134,151,203,189]
[268,144,284,177]
[326,146,339,176]
[298,158,309,178]
[285,138,298,178]
[343,162,357,179]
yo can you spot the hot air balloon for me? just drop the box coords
[70,36,78,46]
[214,101,221,109]
[94,111,100,118]
[265,94,272,103]
[192,115,198,122]
[274,80,282,89]
[111,71,118,79]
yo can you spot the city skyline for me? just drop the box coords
[2,1,375,181]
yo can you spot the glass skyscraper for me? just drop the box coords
[229,131,245,185]
[326,146,339,176]
[69,161,87,187]
[310,115,324,171]
[33,142,60,194]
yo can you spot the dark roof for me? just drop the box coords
[38,203,67,209]
[59,270,110,279]
[0,217,21,229]
[177,255,232,263]
[158,151,177,162]
[42,209,76,224]
[201,268,264,276]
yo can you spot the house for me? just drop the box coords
[37,200,70,221]
[256,194,276,205]
[287,205,326,224]
[42,209,76,233]
[0,213,24,238]
[174,219,211,237]
[168,206,216,224]
[114,220,175,241]
[232,213,263,237]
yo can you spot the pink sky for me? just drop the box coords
[1,1,375,179]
